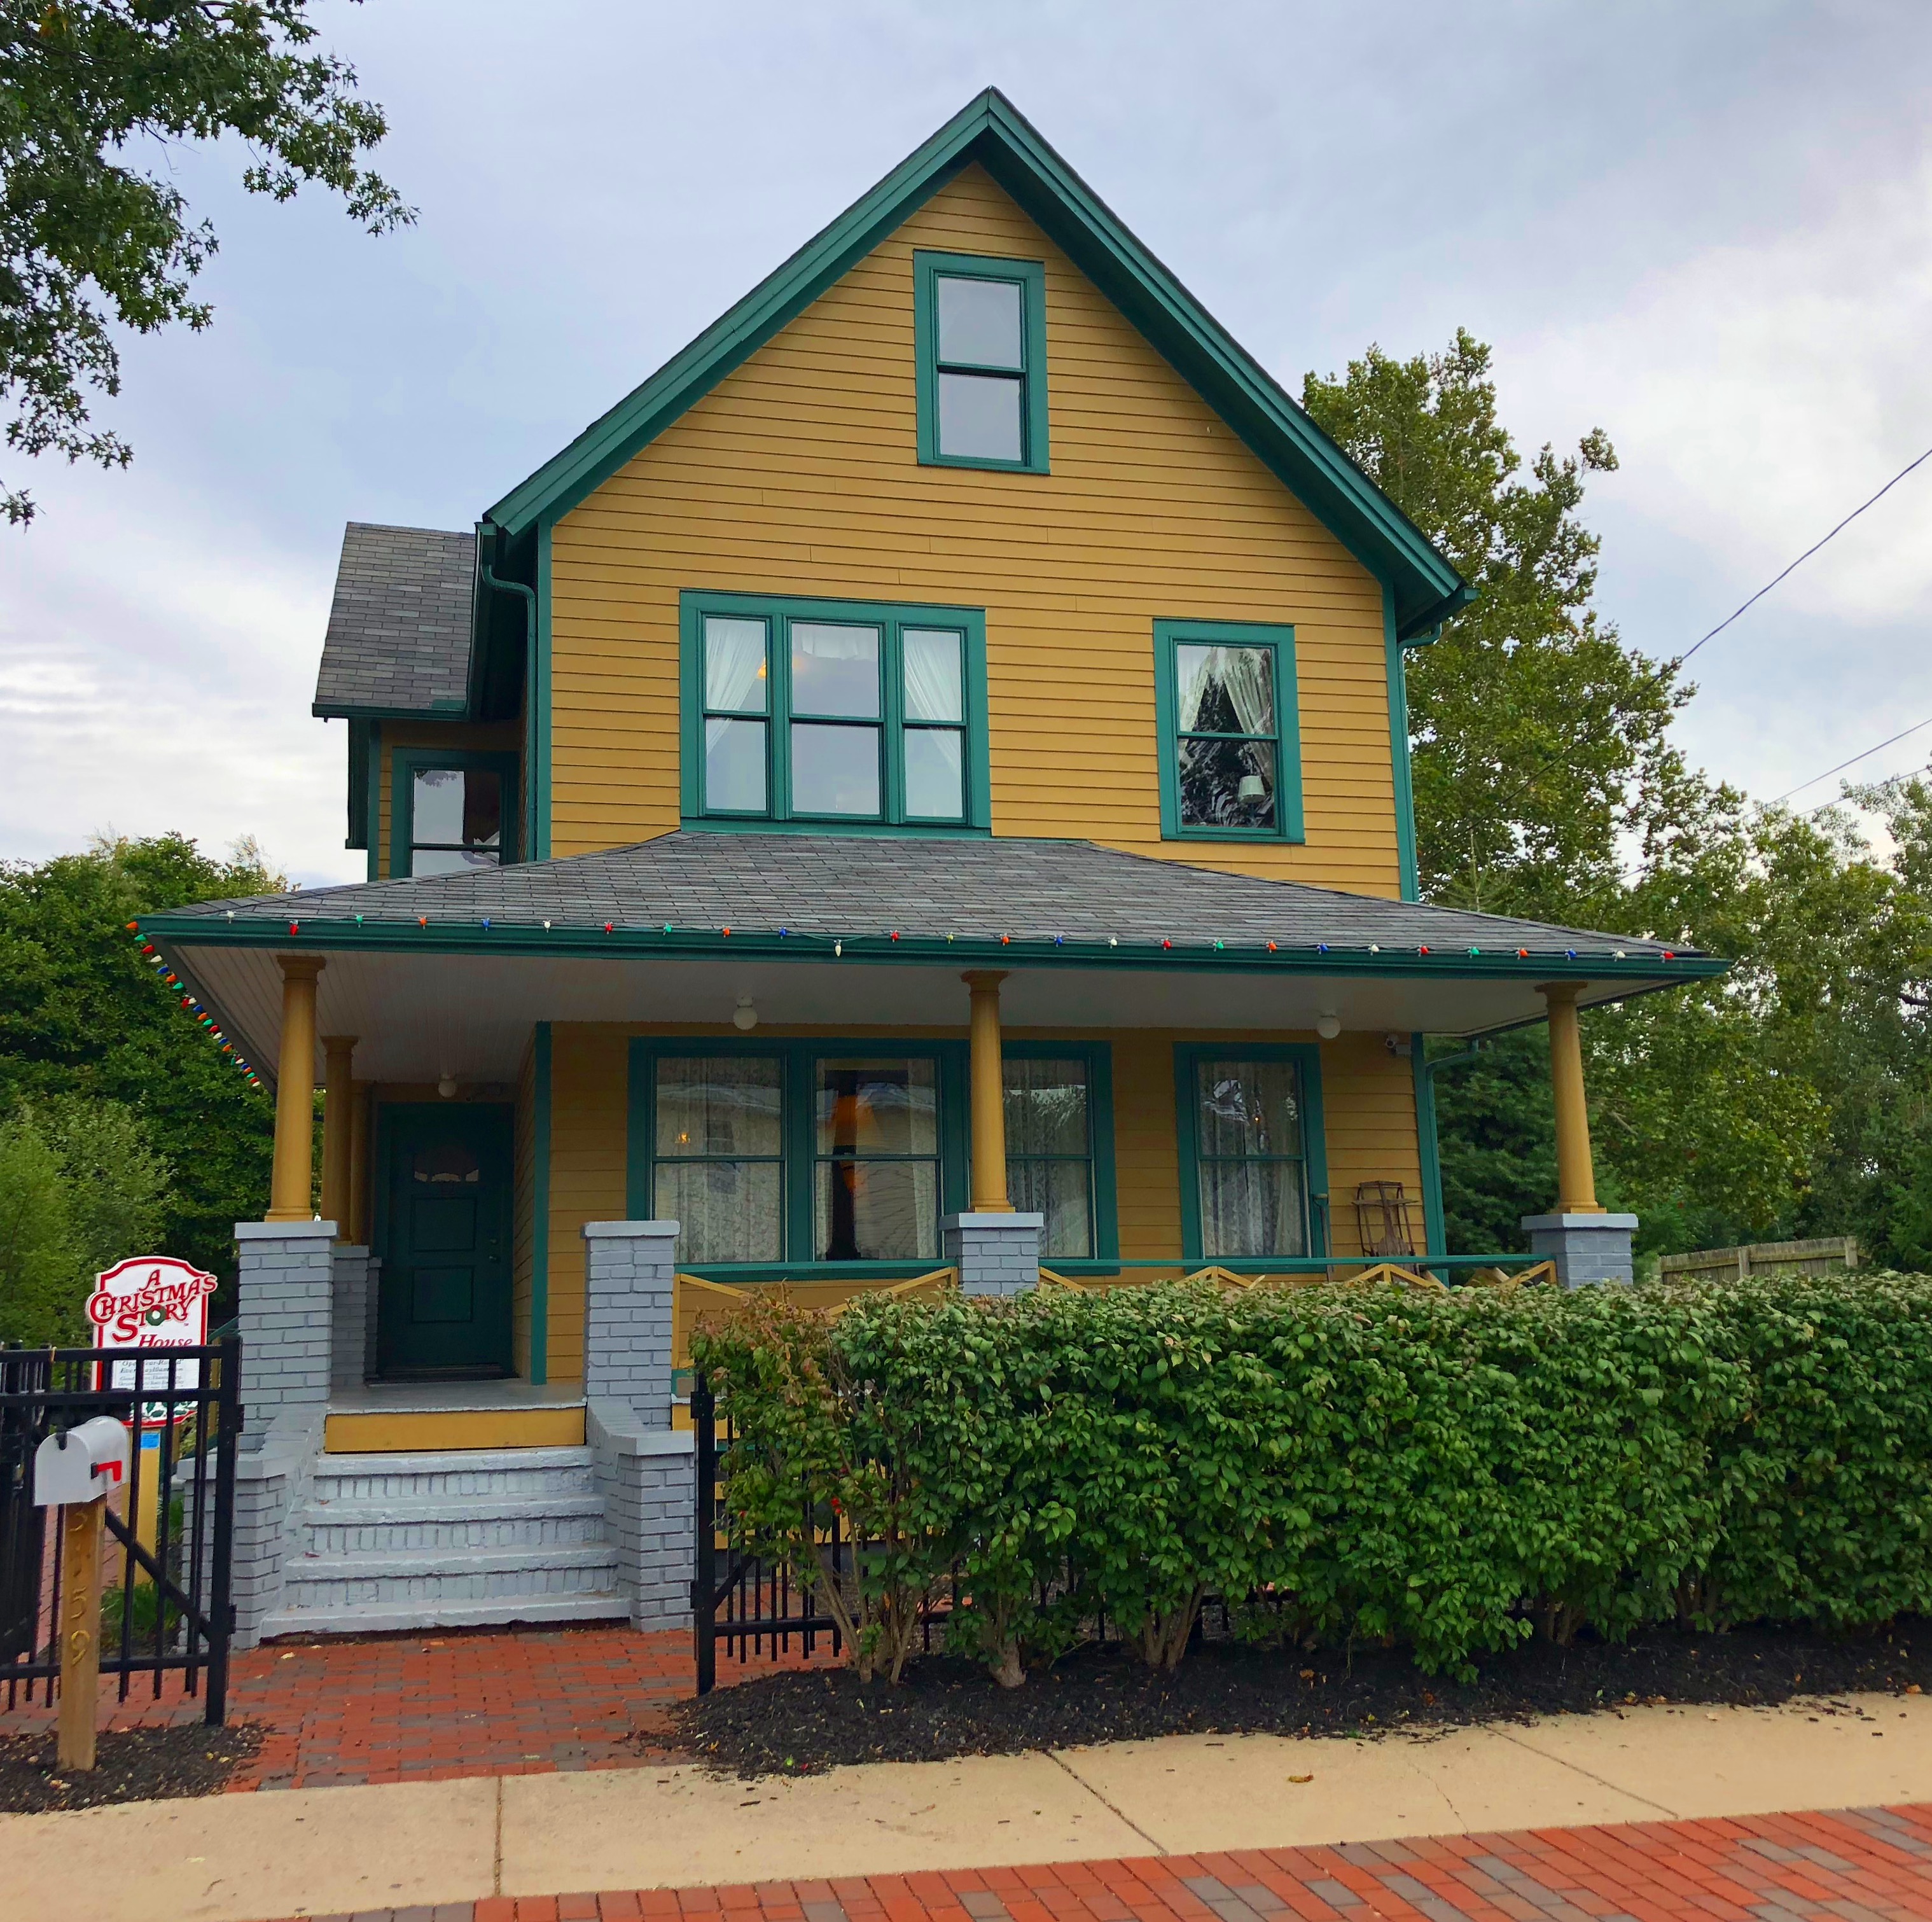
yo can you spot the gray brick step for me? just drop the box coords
[280,1542,620,1612]
[259,1591,628,1639]
[300,1494,607,1555]
[309,1445,597,1504]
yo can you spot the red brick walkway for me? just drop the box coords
[3,1623,830,1790]
[261,1802,1932,1922]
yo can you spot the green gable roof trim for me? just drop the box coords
[483,90,1469,641]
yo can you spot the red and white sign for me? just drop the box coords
[88,1257,218,1416]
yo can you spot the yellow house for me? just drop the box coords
[136,92,1721,1641]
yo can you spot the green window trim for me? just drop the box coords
[1152,618,1305,844]
[914,250,1050,475]
[626,1036,972,1277]
[387,748,522,880]
[1000,1040,1118,1265]
[678,590,991,833]
[1173,1042,1329,1262]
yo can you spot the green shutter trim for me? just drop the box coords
[1152,619,1303,844]
[913,249,1050,474]
[1384,583,1420,903]
[1172,1042,1329,1262]
[531,1022,552,1385]
[481,90,1466,638]
[1412,1033,1445,1259]
[388,749,522,879]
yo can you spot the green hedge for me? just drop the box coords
[692,1272,1932,1683]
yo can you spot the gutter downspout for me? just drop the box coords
[1414,1037,1487,1261]
[481,555,538,863]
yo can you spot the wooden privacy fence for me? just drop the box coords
[1658,1237,1859,1284]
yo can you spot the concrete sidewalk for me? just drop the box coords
[8,1692,1932,1922]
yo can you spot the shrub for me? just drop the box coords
[692,1272,1932,1685]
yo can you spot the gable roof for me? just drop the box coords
[312,522,476,718]
[483,90,1470,641]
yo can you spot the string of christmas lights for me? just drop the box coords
[126,925,265,1090]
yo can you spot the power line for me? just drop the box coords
[1681,442,1932,663]
[1772,714,1932,804]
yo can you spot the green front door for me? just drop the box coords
[377,1104,513,1377]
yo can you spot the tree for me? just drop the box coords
[1,0,412,522]
[0,1108,78,1343]
[0,833,282,1286]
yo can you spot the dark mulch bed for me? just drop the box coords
[676,1619,1930,1778]
[0,1722,262,1812]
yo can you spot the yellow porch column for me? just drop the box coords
[347,1079,371,1245]
[267,956,324,1222]
[320,1035,358,1238]
[1540,983,1602,1213]
[963,970,1012,1211]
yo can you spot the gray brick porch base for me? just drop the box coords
[582,1221,691,1625]
[1522,1211,1639,1287]
[944,1211,1044,1295]
[330,1243,373,1391]
[232,1218,336,1645]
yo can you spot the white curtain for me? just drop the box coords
[901,629,964,722]
[704,617,767,714]
[1178,644,1273,735]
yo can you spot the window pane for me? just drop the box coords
[656,1057,783,1157]
[815,1059,938,1155]
[1199,1158,1307,1260]
[1003,1058,1088,1157]
[938,370,1023,462]
[705,716,767,812]
[411,846,499,877]
[1176,644,1274,735]
[1197,1059,1303,1161]
[791,721,880,816]
[1010,1159,1092,1259]
[1178,735,1276,829]
[790,622,880,718]
[903,727,964,819]
[412,769,467,846]
[704,616,768,713]
[815,1159,939,1261]
[657,1160,782,1265]
[936,275,1024,368]
[901,629,964,721]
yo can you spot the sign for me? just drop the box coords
[88,1257,219,1421]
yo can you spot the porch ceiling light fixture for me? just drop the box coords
[733,996,759,1031]
[1316,1012,1342,1040]
[438,1072,457,1099]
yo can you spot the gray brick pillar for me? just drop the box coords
[943,1211,1044,1296]
[586,1402,696,1631]
[230,1218,335,1647]
[330,1243,372,1391]
[235,1219,336,1442]
[1521,1211,1639,1287]
[581,1220,678,1426]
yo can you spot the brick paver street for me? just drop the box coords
[251,1802,1932,1922]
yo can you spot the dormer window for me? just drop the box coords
[390,751,520,878]
[914,251,1048,473]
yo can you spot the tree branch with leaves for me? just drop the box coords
[0,0,412,523]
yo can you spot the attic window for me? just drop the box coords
[914,251,1048,474]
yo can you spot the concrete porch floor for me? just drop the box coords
[330,1379,588,1415]
[325,1376,589,1452]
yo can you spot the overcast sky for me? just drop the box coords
[4,0,1929,886]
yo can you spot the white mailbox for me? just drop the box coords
[34,1417,130,1507]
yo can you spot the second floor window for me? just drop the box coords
[391,752,519,877]
[682,592,990,831]
[914,251,1049,473]
[1152,620,1305,844]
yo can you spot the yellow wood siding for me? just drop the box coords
[538,1020,1420,1379]
[549,164,1400,895]
[375,721,522,879]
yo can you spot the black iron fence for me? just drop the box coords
[0,1341,240,1724]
